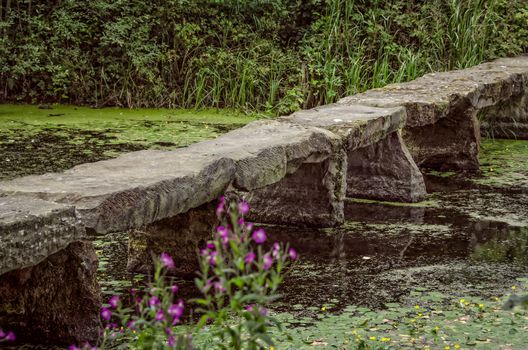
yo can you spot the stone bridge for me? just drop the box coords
[1,55,527,344]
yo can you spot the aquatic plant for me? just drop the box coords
[73,198,296,349]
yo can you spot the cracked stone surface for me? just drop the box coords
[0,195,85,275]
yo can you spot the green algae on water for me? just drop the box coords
[0,104,258,180]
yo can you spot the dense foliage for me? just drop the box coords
[1,0,527,113]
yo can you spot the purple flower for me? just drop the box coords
[149,296,160,307]
[100,308,112,322]
[171,284,179,294]
[216,196,225,217]
[155,309,165,322]
[209,250,218,266]
[108,295,120,309]
[245,251,256,264]
[0,329,5,338]
[238,201,250,215]
[238,218,245,226]
[263,254,273,270]
[288,248,298,261]
[245,304,254,312]
[252,228,267,244]
[260,307,268,316]
[126,320,136,330]
[214,281,226,293]
[4,332,14,342]
[160,252,175,269]
[130,288,137,295]
[68,345,80,350]
[272,242,280,258]
[207,243,215,250]
[217,226,229,245]
[168,300,184,325]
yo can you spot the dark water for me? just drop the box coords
[94,173,528,319]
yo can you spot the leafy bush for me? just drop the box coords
[1,0,526,113]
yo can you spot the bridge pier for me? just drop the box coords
[241,148,347,227]
[403,103,481,172]
[347,131,427,202]
[127,201,218,275]
[0,241,101,345]
[283,103,427,203]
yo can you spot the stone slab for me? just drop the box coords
[281,103,406,150]
[0,150,236,233]
[0,196,85,275]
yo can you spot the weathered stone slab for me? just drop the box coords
[281,103,405,149]
[0,195,85,275]
[0,150,237,233]
[338,55,528,171]
[281,104,426,202]
[0,120,348,232]
[0,241,101,345]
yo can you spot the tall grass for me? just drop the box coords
[1,0,524,113]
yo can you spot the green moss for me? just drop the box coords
[346,197,438,208]
[0,104,258,179]
[474,138,528,188]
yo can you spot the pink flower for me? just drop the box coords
[206,243,215,250]
[108,295,119,309]
[272,242,280,258]
[0,329,5,338]
[263,254,273,270]
[214,281,226,293]
[217,226,229,245]
[100,308,112,322]
[171,284,179,294]
[245,251,256,264]
[245,304,254,312]
[68,345,80,350]
[216,196,225,217]
[168,300,184,325]
[252,228,267,244]
[288,248,298,261]
[238,201,250,215]
[167,335,175,347]
[5,331,15,342]
[160,252,175,269]
[149,296,160,307]
[155,309,165,322]
[209,250,218,266]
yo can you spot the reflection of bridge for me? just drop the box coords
[1,56,527,344]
